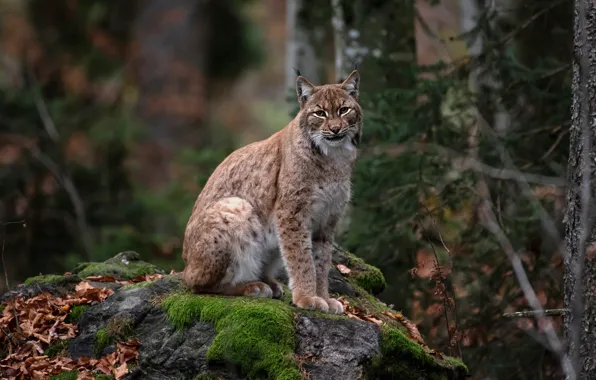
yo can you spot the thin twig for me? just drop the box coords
[503,309,568,318]
[26,146,92,261]
[415,208,462,359]
[368,142,566,187]
[539,128,569,162]
[2,220,26,335]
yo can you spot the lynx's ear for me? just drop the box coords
[341,70,360,101]
[296,76,316,108]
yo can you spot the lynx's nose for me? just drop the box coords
[329,124,342,134]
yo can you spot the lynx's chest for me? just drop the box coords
[310,180,351,232]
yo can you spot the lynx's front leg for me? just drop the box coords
[312,237,344,314]
[275,205,330,313]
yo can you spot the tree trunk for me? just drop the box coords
[130,0,209,190]
[563,0,596,378]
[330,0,347,82]
[285,0,320,88]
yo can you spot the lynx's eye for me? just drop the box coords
[339,107,351,116]
[314,110,327,118]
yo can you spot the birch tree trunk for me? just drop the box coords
[563,0,596,378]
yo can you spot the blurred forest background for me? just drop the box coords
[0,0,573,379]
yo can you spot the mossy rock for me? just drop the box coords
[94,316,135,356]
[45,339,70,358]
[72,251,164,281]
[24,251,466,380]
[365,326,468,379]
[65,305,89,324]
[163,293,301,380]
[1,273,81,303]
[332,247,386,295]
[23,274,71,286]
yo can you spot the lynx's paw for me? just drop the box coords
[326,298,344,314]
[242,282,274,298]
[294,295,329,312]
[266,280,285,299]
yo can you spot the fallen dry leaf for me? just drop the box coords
[382,311,425,345]
[336,264,352,275]
[0,281,139,379]
[84,275,117,283]
[114,362,129,379]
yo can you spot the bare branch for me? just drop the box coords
[28,68,60,143]
[480,202,574,374]
[368,142,566,186]
[26,146,92,261]
[24,67,92,261]
[503,309,568,318]
[2,220,26,335]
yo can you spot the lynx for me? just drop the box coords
[181,70,362,314]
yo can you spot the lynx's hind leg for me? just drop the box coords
[182,197,273,298]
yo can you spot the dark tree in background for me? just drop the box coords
[131,0,210,190]
[563,0,596,378]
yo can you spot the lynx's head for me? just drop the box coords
[296,70,362,154]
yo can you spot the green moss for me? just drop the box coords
[120,280,155,290]
[94,316,135,356]
[76,260,161,281]
[50,371,78,380]
[162,293,301,380]
[94,375,113,380]
[345,253,386,295]
[443,356,468,372]
[72,262,92,273]
[65,305,89,323]
[365,325,468,379]
[95,328,111,355]
[45,339,69,358]
[23,274,68,286]
[50,372,113,380]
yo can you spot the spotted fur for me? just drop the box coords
[181,70,363,314]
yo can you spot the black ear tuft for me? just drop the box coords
[341,70,360,101]
[296,76,316,107]
[293,66,301,77]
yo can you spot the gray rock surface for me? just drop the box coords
[295,316,381,379]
